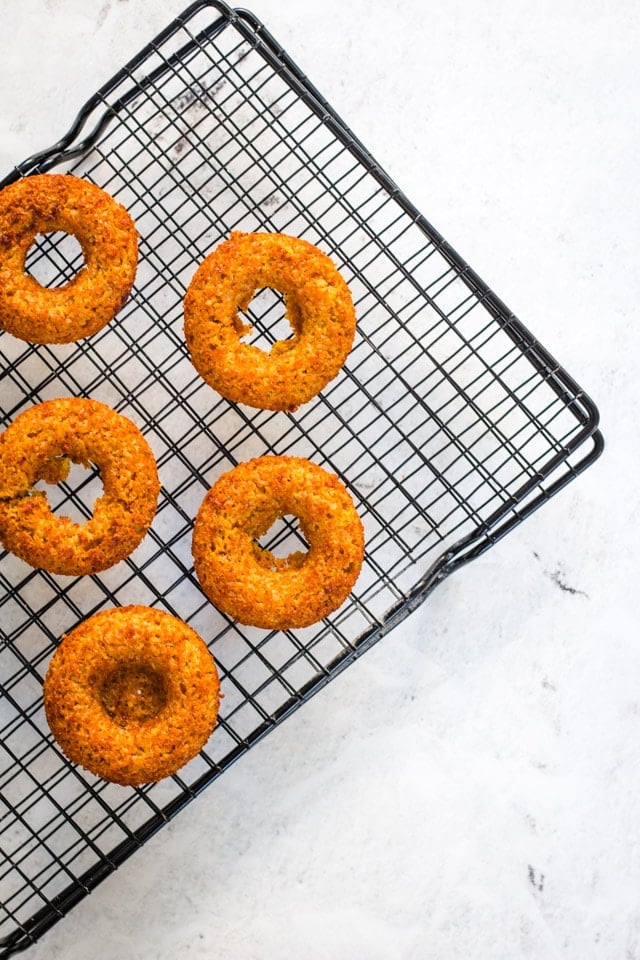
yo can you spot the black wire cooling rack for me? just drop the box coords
[0,1,602,954]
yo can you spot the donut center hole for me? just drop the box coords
[34,460,103,525]
[240,288,296,352]
[25,231,85,288]
[99,663,168,725]
[255,514,309,563]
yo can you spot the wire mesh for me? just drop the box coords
[0,1,601,954]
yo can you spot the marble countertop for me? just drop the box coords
[0,1,638,958]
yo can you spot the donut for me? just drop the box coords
[43,606,220,786]
[192,455,364,630]
[0,173,138,343]
[183,231,357,411]
[0,397,159,576]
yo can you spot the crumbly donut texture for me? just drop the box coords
[0,397,159,575]
[43,606,220,786]
[192,455,364,630]
[183,231,357,411]
[0,173,138,343]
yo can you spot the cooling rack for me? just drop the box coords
[0,1,602,954]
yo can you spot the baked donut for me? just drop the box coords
[183,231,356,411]
[43,606,220,786]
[0,397,159,575]
[0,173,137,343]
[192,455,364,630]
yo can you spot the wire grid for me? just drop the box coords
[0,2,601,953]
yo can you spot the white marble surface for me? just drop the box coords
[1,1,638,957]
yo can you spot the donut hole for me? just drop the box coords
[25,231,85,288]
[99,662,168,725]
[35,460,103,524]
[255,514,310,568]
[240,287,296,353]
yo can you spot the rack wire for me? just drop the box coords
[0,1,602,954]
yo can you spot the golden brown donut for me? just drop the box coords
[43,606,220,786]
[0,397,159,576]
[183,231,357,411]
[192,455,364,630]
[0,173,138,343]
